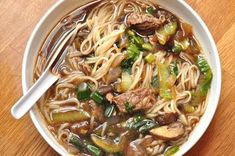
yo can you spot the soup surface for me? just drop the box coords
[34,0,213,155]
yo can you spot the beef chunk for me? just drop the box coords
[126,13,165,36]
[112,88,156,113]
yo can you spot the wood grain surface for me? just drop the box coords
[0,0,234,155]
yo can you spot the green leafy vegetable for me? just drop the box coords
[127,43,140,60]
[199,69,213,96]
[197,55,213,96]
[151,75,159,89]
[122,29,153,72]
[156,22,178,45]
[146,6,156,14]
[190,91,204,106]
[121,58,134,73]
[170,62,179,76]
[174,38,190,51]
[122,29,154,73]
[190,56,213,106]
[158,63,174,100]
[197,55,210,73]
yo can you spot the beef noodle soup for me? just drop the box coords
[34,0,213,155]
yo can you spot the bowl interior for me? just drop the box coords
[22,0,221,155]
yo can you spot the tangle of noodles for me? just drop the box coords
[34,0,213,155]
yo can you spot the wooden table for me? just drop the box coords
[0,0,234,155]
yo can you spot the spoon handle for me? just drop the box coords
[11,69,58,119]
[10,23,84,119]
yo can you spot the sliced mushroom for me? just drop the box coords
[98,85,113,95]
[155,113,178,126]
[125,136,153,156]
[150,122,184,141]
[105,67,122,84]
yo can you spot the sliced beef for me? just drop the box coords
[126,13,165,36]
[112,88,156,113]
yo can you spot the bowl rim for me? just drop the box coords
[22,0,222,155]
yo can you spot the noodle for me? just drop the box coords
[33,0,212,155]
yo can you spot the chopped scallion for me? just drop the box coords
[90,91,104,105]
[69,133,103,156]
[104,105,115,117]
[145,53,155,64]
[77,82,92,101]
[87,144,103,156]
[172,44,182,53]
[125,102,135,113]
[142,43,153,51]
[146,6,156,14]
[127,30,135,36]
[131,35,144,46]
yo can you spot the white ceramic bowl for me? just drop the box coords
[22,0,221,155]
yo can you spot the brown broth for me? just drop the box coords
[34,0,101,79]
